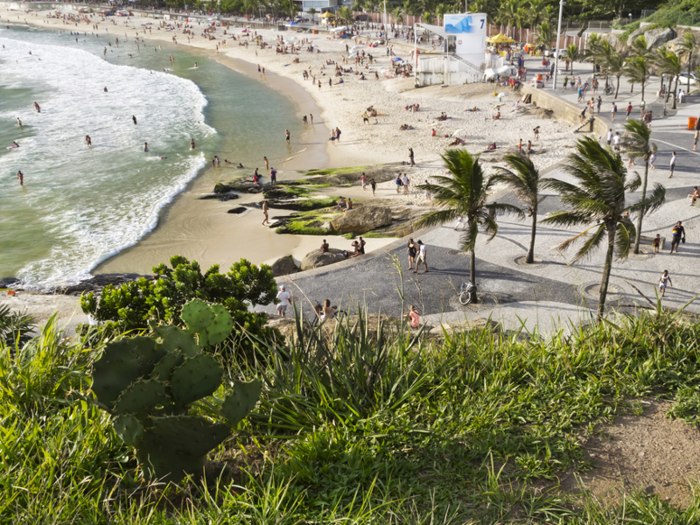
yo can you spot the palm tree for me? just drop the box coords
[564,44,578,74]
[308,7,316,24]
[527,0,548,28]
[628,35,650,60]
[497,0,520,40]
[541,137,665,320]
[676,32,696,92]
[491,155,542,264]
[621,120,659,255]
[624,56,651,102]
[534,21,552,53]
[337,6,352,26]
[598,41,626,99]
[435,3,447,26]
[653,46,682,109]
[415,150,521,303]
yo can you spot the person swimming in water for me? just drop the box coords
[237,163,244,168]
[11,141,19,148]
[33,102,40,113]
[143,142,149,152]
[104,87,108,92]
[132,115,137,125]
[193,62,198,68]
[16,117,22,127]
[85,135,92,147]
[190,138,196,150]
[17,170,24,186]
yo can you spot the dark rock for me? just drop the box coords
[330,206,393,234]
[270,256,299,277]
[55,273,150,296]
[213,182,234,194]
[227,207,247,214]
[0,277,20,288]
[199,193,239,201]
[230,178,263,193]
[301,248,347,271]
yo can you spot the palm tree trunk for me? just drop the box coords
[641,80,645,103]
[615,75,620,99]
[672,76,679,110]
[597,226,616,321]
[633,160,649,254]
[688,52,693,92]
[526,212,537,264]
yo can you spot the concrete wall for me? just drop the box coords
[519,84,608,137]
[417,56,483,87]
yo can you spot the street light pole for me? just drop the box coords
[552,0,565,89]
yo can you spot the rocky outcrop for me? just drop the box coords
[429,318,500,336]
[55,273,150,296]
[300,248,347,271]
[230,178,263,194]
[626,29,644,47]
[645,27,677,49]
[227,207,247,214]
[270,256,299,277]
[0,277,20,288]
[329,206,392,234]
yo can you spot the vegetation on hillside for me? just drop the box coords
[3,299,700,522]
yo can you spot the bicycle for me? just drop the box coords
[604,84,614,96]
[458,280,477,305]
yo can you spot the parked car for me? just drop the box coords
[676,72,699,85]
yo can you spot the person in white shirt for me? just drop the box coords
[402,174,410,195]
[276,285,292,317]
[606,129,613,146]
[612,132,621,151]
[669,151,676,178]
[414,240,428,273]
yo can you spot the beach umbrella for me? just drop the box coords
[486,33,515,44]
[321,12,335,18]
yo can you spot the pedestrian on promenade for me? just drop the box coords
[414,240,428,273]
[670,221,685,253]
[611,102,617,121]
[669,151,676,178]
[407,238,417,269]
[658,270,672,298]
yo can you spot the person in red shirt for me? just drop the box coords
[405,305,420,328]
[626,103,633,120]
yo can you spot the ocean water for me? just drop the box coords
[0,24,302,288]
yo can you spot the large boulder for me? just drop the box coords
[270,256,299,277]
[300,248,347,271]
[626,29,644,47]
[329,206,392,234]
[644,27,677,49]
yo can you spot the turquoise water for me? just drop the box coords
[0,24,302,288]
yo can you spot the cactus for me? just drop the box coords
[181,299,234,347]
[91,337,165,409]
[91,299,262,482]
[170,355,223,408]
[221,380,263,426]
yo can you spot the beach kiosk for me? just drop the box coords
[320,11,335,27]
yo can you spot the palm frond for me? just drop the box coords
[541,210,599,228]
[615,220,634,260]
[626,172,642,192]
[485,202,526,221]
[459,217,479,253]
[414,209,461,229]
[627,183,666,216]
[571,223,607,262]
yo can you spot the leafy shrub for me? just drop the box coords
[80,256,278,356]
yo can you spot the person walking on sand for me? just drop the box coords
[363,111,369,124]
[264,156,269,171]
[370,178,376,196]
[402,173,410,195]
[669,151,676,178]
[611,102,617,121]
[335,127,341,142]
[285,129,290,144]
[262,201,269,226]
[361,172,367,190]
[659,270,672,298]
[408,147,415,166]
[310,113,314,124]
[395,174,402,194]
[17,170,23,186]
[414,240,428,273]
[670,221,685,253]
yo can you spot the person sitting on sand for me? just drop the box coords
[492,111,501,120]
[465,107,479,112]
[487,142,497,150]
[335,197,347,210]
[448,137,464,147]
[348,240,362,258]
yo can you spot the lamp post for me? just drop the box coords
[552,0,565,89]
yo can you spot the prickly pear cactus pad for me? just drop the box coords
[181,299,215,334]
[91,337,166,409]
[206,305,234,346]
[221,380,263,426]
[135,416,230,482]
[170,355,224,408]
[114,378,171,420]
[113,415,143,447]
[152,325,200,357]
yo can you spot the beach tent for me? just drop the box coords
[487,33,515,44]
[320,12,335,18]
[391,57,403,62]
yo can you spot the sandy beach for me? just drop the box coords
[0,6,577,289]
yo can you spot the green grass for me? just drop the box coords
[306,166,368,177]
[4,301,700,522]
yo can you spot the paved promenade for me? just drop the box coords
[260,56,700,336]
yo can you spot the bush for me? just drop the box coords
[0,305,36,348]
[80,256,279,357]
